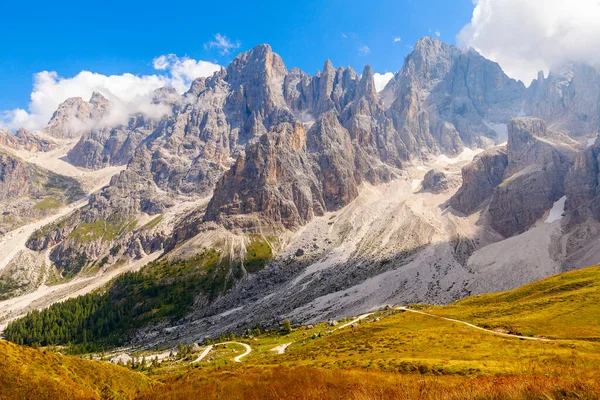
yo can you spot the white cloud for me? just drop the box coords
[458,0,600,84]
[0,55,221,131]
[204,33,240,55]
[358,45,371,56]
[393,37,401,43]
[373,72,394,92]
[152,55,170,70]
[342,33,348,39]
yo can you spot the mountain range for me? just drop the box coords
[1,36,600,349]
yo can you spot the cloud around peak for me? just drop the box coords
[0,55,221,131]
[458,0,600,84]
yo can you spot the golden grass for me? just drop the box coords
[0,340,152,400]
[135,366,600,400]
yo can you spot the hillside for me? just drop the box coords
[4,265,600,399]
[429,264,600,340]
[0,340,151,400]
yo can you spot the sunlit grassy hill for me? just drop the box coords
[0,340,151,400]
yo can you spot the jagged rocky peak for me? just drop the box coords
[227,44,287,85]
[526,62,600,136]
[283,59,360,120]
[357,65,376,99]
[226,43,288,109]
[44,91,111,139]
[404,36,458,87]
[386,36,525,157]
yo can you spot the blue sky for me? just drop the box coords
[0,0,474,114]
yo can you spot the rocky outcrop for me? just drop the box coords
[44,92,110,139]
[488,118,576,236]
[449,147,508,214]
[526,63,600,137]
[422,169,449,193]
[0,129,56,152]
[504,118,576,177]
[450,118,577,236]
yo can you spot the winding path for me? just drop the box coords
[395,307,552,342]
[219,341,252,362]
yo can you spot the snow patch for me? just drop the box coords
[411,179,422,191]
[545,196,567,223]
[587,133,598,148]
[435,148,483,166]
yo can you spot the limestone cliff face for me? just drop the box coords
[204,123,324,230]
[0,151,45,201]
[565,139,600,220]
[383,37,525,156]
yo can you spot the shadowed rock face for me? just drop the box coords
[449,147,508,214]
[451,117,576,237]
[565,138,600,221]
